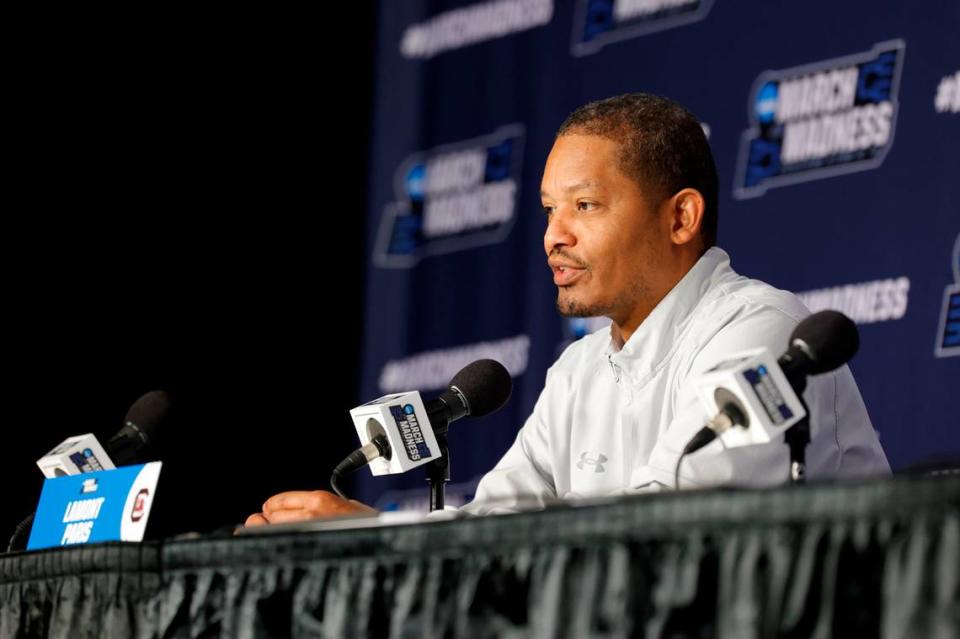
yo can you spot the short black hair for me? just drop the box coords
[557,93,718,250]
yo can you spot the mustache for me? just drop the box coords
[549,249,589,269]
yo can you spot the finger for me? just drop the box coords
[262,509,326,524]
[263,491,324,513]
[244,513,269,527]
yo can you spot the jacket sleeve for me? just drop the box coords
[460,365,566,515]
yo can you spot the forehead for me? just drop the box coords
[540,134,631,195]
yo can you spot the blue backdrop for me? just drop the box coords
[358,0,959,509]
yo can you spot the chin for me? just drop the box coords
[556,294,606,318]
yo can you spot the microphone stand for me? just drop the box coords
[784,410,810,483]
[783,385,810,484]
[425,418,450,512]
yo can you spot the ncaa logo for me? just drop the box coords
[755,82,778,125]
[935,233,960,358]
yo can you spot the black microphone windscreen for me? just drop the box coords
[790,310,859,374]
[124,390,172,441]
[450,359,512,417]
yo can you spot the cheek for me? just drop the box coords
[599,233,636,271]
[602,240,648,288]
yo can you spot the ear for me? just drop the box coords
[667,188,705,248]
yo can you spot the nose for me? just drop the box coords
[544,207,576,256]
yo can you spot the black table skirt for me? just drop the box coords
[2,474,957,638]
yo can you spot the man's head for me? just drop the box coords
[540,93,719,339]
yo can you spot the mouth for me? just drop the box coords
[552,265,587,286]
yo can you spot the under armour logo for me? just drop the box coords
[577,452,608,473]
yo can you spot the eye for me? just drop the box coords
[577,201,596,211]
[541,204,554,217]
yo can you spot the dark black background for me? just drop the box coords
[3,10,376,543]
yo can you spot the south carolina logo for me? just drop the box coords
[130,489,150,522]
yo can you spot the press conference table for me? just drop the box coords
[1,474,957,638]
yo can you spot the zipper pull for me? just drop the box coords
[607,354,622,383]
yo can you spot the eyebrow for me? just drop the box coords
[540,180,604,198]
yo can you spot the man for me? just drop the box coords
[246,93,889,526]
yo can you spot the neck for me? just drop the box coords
[609,246,703,349]
[609,296,661,349]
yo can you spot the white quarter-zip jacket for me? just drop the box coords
[463,247,890,514]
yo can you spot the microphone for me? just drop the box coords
[104,390,170,466]
[334,360,512,486]
[683,311,859,456]
[682,392,749,456]
[425,358,514,429]
[777,310,859,393]
[10,391,172,552]
[35,391,171,477]
[36,434,117,479]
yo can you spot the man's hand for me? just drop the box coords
[244,490,377,527]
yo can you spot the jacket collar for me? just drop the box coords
[603,247,732,384]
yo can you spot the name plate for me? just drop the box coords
[27,462,162,551]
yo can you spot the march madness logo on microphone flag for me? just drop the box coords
[389,404,434,461]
